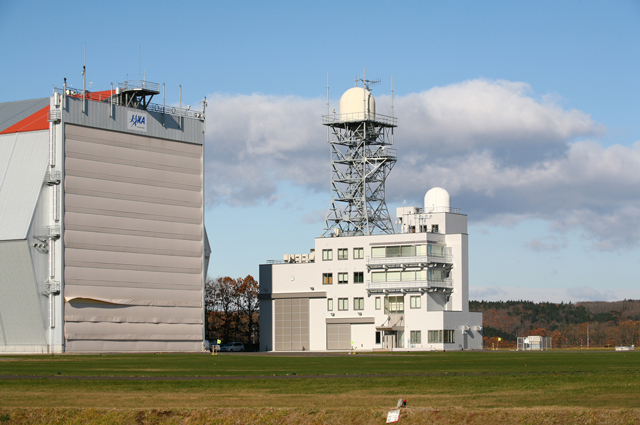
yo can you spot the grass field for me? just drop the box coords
[0,350,639,424]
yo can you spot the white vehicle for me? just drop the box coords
[220,342,244,352]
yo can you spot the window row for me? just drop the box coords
[322,272,364,285]
[372,295,422,313]
[322,247,364,261]
[427,330,455,344]
[371,244,447,259]
[327,297,364,311]
[371,269,446,283]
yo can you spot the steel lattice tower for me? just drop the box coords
[322,79,397,237]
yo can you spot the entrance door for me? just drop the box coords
[463,333,468,349]
[383,332,397,349]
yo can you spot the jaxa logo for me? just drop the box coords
[127,111,148,132]
[130,114,145,127]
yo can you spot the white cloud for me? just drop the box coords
[204,79,640,248]
[566,286,618,302]
[524,236,568,252]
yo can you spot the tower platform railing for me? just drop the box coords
[322,112,397,126]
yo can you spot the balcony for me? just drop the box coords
[366,254,452,271]
[366,278,453,293]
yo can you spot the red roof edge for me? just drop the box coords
[1,90,117,135]
[0,106,50,135]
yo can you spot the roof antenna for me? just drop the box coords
[82,43,86,113]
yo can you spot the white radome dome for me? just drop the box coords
[424,187,450,211]
[339,86,375,116]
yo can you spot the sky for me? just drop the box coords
[1,0,640,303]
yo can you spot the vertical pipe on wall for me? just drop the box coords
[53,185,59,222]
[110,82,113,118]
[179,85,182,129]
[49,122,55,167]
[49,240,55,279]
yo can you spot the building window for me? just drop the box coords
[428,330,442,344]
[323,273,333,285]
[371,247,385,258]
[338,298,348,311]
[354,271,364,284]
[354,247,364,259]
[327,298,333,311]
[338,248,348,260]
[385,296,404,314]
[444,330,455,344]
[338,272,348,284]
[375,297,381,310]
[354,297,364,310]
[432,224,439,233]
[371,271,385,282]
[410,331,422,344]
[322,249,333,261]
[375,331,381,344]
[410,295,421,309]
[428,330,455,344]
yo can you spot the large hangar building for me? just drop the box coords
[0,79,210,353]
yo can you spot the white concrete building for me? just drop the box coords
[259,82,482,352]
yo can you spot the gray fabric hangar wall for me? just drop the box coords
[63,124,204,352]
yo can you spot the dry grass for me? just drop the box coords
[1,407,639,425]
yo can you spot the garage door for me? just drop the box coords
[327,323,351,350]
[274,298,309,351]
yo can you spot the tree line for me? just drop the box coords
[204,275,259,348]
[474,300,640,348]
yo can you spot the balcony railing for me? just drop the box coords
[367,254,453,270]
[366,278,453,292]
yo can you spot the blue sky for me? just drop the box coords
[2,1,640,302]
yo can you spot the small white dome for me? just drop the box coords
[424,187,450,211]
[339,87,375,116]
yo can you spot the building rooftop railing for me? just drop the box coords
[118,80,160,93]
[53,86,204,120]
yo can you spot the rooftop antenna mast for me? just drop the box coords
[82,43,86,114]
[321,73,397,237]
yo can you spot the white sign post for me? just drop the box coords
[386,409,400,423]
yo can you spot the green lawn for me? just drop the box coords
[0,351,639,424]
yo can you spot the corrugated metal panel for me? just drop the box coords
[0,240,47,346]
[0,98,49,133]
[0,130,49,240]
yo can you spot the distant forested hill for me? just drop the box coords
[470,300,640,348]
